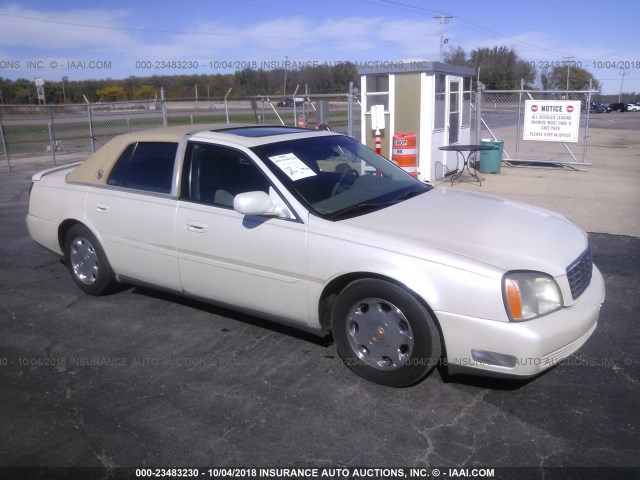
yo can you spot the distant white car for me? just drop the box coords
[627,103,640,111]
[26,125,605,387]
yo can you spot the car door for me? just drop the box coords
[85,141,181,291]
[175,141,309,325]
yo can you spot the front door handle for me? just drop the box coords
[185,221,207,233]
[95,203,110,213]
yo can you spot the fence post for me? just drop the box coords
[87,103,95,153]
[161,88,168,127]
[0,121,11,172]
[48,106,57,166]
[515,79,523,162]
[48,122,57,166]
[583,79,593,164]
[475,81,483,144]
[348,81,354,138]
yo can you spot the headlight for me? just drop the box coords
[503,271,563,321]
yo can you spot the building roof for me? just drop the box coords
[358,60,475,77]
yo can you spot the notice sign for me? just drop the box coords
[523,100,580,143]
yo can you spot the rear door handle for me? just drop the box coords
[95,203,110,213]
[185,221,207,233]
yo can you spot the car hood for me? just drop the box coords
[342,187,588,276]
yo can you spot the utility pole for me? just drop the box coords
[563,56,574,91]
[434,15,453,62]
[62,76,68,104]
[618,70,628,102]
[284,55,288,97]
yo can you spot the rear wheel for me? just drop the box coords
[64,224,115,295]
[331,279,441,387]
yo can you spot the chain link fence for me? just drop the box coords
[0,100,165,171]
[476,83,597,165]
[4,79,596,172]
[0,83,359,172]
[250,91,360,137]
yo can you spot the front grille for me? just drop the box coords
[566,245,593,300]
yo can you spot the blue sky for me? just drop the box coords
[1,0,638,95]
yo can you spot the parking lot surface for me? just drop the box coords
[0,166,639,474]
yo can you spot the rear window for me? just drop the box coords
[108,142,178,194]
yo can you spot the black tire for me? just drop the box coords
[64,224,115,296]
[331,279,441,387]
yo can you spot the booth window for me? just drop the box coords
[365,75,389,112]
[449,80,460,144]
[462,76,472,127]
[434,74,446,131]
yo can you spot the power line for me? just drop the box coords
[359,0,571,56]
[370,0,450,15]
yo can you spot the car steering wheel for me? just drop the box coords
[331,169,359,196]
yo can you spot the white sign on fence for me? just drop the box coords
[523,100,580,143]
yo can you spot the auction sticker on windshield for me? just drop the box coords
[269,153,316,181]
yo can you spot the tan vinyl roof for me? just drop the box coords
[67,124,246,185]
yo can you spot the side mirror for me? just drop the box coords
[233,191,292,218]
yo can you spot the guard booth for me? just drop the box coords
[359,62,475,182]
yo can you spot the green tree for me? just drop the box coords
[443,45,535,89]
[11,79,35,104]
[443,46,469,66]
[469,46,536,89]
[541,66,600,91]
[96,86,127,102]
[132,85,158,99]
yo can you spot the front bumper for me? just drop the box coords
[436,265,605,377]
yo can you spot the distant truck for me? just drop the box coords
[606,102,627,112]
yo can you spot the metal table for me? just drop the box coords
[439,144,497,186]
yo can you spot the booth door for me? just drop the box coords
[443,75,463,173]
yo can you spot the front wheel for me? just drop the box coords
[331,279,441,387]
[64,224,116,296]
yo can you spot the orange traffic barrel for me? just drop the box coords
[392,132,418,177]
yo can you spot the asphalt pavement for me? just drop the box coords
[0,157,639,478]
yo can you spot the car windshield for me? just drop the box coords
[251,135,431,220]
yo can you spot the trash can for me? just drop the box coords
[478,139,504,173]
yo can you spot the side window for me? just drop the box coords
[107,142,178,194]
[107,144,135,188]
[181,142,270,208]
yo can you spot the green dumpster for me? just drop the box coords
[478,139,504,173]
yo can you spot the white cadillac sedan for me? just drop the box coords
[27,125,605,387]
